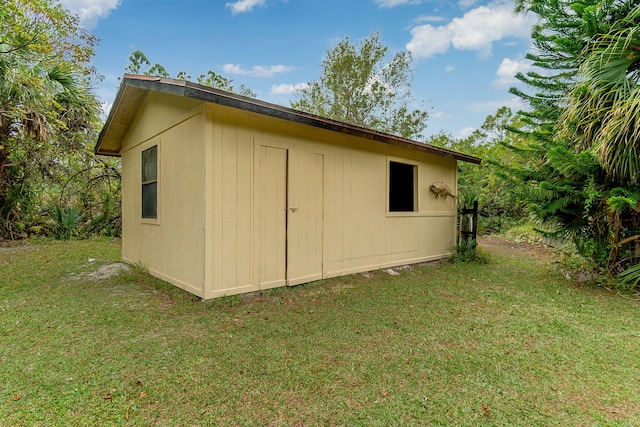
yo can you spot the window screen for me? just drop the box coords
[142,145,158,219]
[389,161,416,212]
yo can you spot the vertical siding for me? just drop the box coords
[159,116,206,292]
[207,107,256,297]
[322,147,388,276]
[203,108,216,298]
[303,127,454,276]
[235,113,253,288]
[121,151,138,263]
[120,103,206,297]
[221,111,238,289]
[286,150,323,285]
[121,95,459,299]
[210,107,224,295]
[253,145,287,289]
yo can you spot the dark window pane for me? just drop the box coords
[389,161,415,212]
[142,182,157,219]
[142,146,157,182]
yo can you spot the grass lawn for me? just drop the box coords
[1,238,640,426]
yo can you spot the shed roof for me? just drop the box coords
[95,74,481,164]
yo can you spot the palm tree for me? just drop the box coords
[0,0,102,239]
[0,46,94,238]
[559,7,640,185]
[557,7,640,274]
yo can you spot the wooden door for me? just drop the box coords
[255,145,288,289]
[287,150,324,286]
[254,145,323,289]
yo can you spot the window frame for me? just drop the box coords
[387,157,418,215]
[141,143,160,223]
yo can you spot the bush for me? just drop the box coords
[450,239,490,264]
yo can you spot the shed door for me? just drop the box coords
[255,146,288,289]
[286,149,324,285]
[254,145,323,289]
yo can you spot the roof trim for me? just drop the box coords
[96,74,481,164]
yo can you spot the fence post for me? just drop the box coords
[459,201,479,246]
[458,200,465,245]
[472,200,478,242]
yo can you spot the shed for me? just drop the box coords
[96,74,481,299]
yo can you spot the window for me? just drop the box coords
[389,160,416,212]
[142,145,158,219]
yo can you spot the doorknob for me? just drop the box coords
[289,207,298,213]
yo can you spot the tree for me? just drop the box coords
[291,32,429,140]
[428,107,528,233]
[507,0,640,276]
[124,50,257,98]
[559,6,640,185]
[558,5,640,273]
[0,0,102,239]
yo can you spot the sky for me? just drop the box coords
[59,0,538,140]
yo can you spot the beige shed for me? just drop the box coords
[95,75,480,299]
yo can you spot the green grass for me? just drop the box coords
[2,238,640,426]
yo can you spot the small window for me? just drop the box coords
[389,161,416,212]
[142,145,158,219]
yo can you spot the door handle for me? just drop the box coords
[289,207,298,213]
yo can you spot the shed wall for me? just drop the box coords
[120,93,208,297]
[118,92,458,299]
[204,103,457,298]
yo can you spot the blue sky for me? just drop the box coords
[60,0,537,139]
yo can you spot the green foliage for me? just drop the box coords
[607,187,640,212]
[559,6,640,185]
[458,187,479,206]
[53,206,84,239]
[124,49,151,74]
[291,32,429,140]
[450,239,489,264]
[0,0,121,241]
[124,49,257,98]
[0,1,89,236]
[617,262,640,290]
[507,0,640,281]
[428,107,529,234]
[52,154,122,239]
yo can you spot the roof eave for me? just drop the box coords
[95,74,482,165]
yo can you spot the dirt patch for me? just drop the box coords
[478,236,557,262]
[0,242,34,254]
[74,263,132,281]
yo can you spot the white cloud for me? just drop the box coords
[492,56,531,88]
[221,64,294,77]
[59,0,121,29]
[445,65,455,72]
[466,97,524,113]
[375,0,420,8]
[413,14,446,23]
[433,111,452,119]
[225,0,266,14]
[456,127,477,139]
[407,1,534,59]
[406,25,453,59]
[270,83,309,95]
